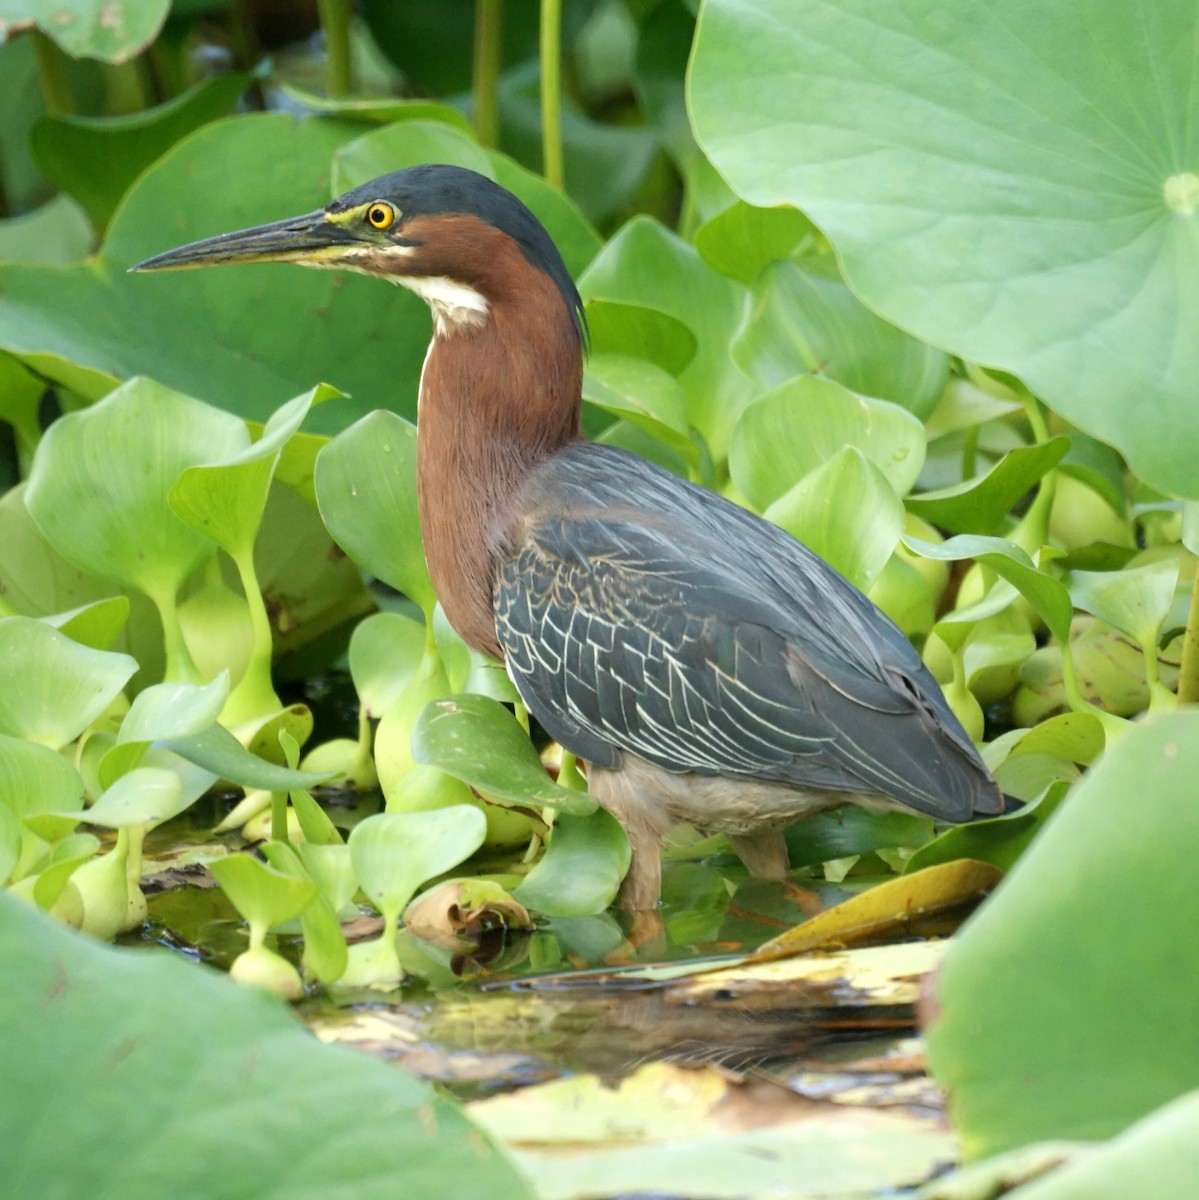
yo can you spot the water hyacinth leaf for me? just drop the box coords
[25,378,246,598]
[169,388,321,558]
[411,695,598,817]
[74,768,185,831]
[904,535,1074,645]
[0,807,19,887]
[0,899,532,1197]
[208,854,318,932]
[348,611,427,718]
[784,808,934,871]
[290,790,345,848]
[117,673,230,746]
[907,438,1072,535]
[165,723,331,791]
[582,354,698,463]
[43,596,130,651]
[349,807,488,918]
[904,782,1069,875]
[514,810,631,918]
[583,301,697,376]
[296,843,357,910]
[731,376,926,509]
[315,411,433,610]
[1069,560,1181,650]
[0,351,44,465]
[690,0,1199,498]
[275,85,473,133]
[580,217,755,457]
[0,617,136,749]
[923,378,1024,441]
[926,712,1199,1158]
[1058,435,1129,515]
[764,447,902,592]
[433,609,520,704]
[0,734,85,841]
[0,193,93,267]
[31,833,100,913]
[733,260,949,419]
[694,200,816,285]
[30,73,249,230]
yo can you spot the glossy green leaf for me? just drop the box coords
[165,724,330,792]
[905,535,1074,645]
[923,378,1023,441]
[349,807,488,919]
[733,260,948,418]
[77,767,186,830]
[42,596,130,651]
[0,617,136,749]
[583,301,697,376]
[25,377,246,599]
[907,438,1071,535]
[927,711,1199,1158]
[0,733,85,841]
[170,388,320,559]
[764,447,902,591]
[582,354,697,463]
[117,674,230,746]
[315,411,432,610]
[690,0,1199,497]
[731,376,926,509]
[30,73,248,229]
[1069,560,1180,650]
[0,897,531,1197]
[581,217,755,457]
[514,809,631,917]
[784,808,933,871]
[208,854,317,932]
[0,0,168,61]
[694,200,816,285]
[348,611,427,718]
[412,695,598,817]
[274,85,474,133]
[0,351,43,469]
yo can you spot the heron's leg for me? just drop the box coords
[588,764,668,913]
[727,829,790,881]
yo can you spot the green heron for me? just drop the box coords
[133,164,1003,912]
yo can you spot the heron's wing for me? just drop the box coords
[495,449,1000,820]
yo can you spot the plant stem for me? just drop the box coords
[513,697,530,735]
[32,29,74,116]
[146,581,202,683]
[225,546,282,721]
[473,0,502,147]
[961,424,979,481]
[316,0,354,97]
[539,0,565,189]
[271,788,288,844]
[1177,566,1199,705]
[558,750,585,790]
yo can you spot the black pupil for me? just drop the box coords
[371,207,386,225]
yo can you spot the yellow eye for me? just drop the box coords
[366,201,396,230]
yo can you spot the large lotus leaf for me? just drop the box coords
[0,113,437,431]
[926,711,1199,1159]
[730,375,925,509]
[0,897,532,1198]
[580,216,755,458]
[331,119,602,281]
[733,260,948,418]
[0,1,168,62]
[25,377,245,600]
[690,0,1199,498]
[30,73,248,230]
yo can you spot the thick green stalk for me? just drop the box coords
[1177,567,1199,705]
[146,581,201,684]
[32,29,74,116]
[225,546,282,721]
[473,0,502,147]
[539,0,565,188]
[316,0,354,97]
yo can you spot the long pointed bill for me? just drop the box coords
[129,209,358,273]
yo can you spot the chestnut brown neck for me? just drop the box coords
[413,220,582,658]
